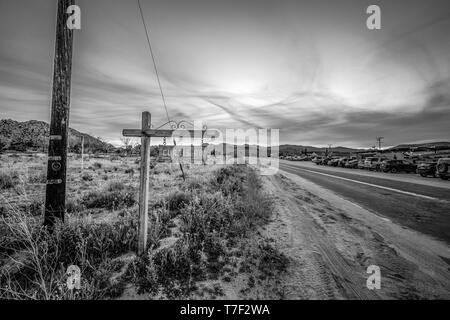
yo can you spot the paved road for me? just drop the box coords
[279,161,450,244]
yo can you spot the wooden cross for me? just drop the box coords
[122,112,218,255]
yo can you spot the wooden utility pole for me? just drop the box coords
[376,137,384,150]
[138,112,151,254]
[81,135,85,171]
[44,0,75,227]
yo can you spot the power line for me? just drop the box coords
[136,1,186,179]
[137,0,171,124]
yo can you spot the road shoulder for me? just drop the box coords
[260,170,450,299]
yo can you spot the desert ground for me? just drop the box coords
[1,153,449,299]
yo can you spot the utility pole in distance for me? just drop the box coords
[376,137,384,150]
[81,135,85,171]
[44,0,75,227]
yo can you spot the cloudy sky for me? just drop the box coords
[0,0,449,147]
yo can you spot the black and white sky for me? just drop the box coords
[0,0,449,147]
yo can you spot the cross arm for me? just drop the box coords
[122,129,220,138]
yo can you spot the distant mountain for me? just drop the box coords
[279,144,363,155]
[0,119,115,152]
[388,141,450,151]
[198,143,362,156]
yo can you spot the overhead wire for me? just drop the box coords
[136,0,186,179]
[137,0,171,124]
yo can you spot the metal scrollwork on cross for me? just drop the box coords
[155,120,208,133]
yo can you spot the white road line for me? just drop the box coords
[281,164,439,201]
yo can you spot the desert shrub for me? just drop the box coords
[81,172,93,182]
[18,199,43,217]
[0,209,138,300]
[0,206,7,217]
[106,181,126,192]
[129,238,204,298]
[235,170,272,226]
[0,172,15,190]
[165,190,191,212]
[93,162,102,170]
[124,254,158,295]
[28,170,47,184]
[152,240,199,297]
[153,165,172,175]
[125,168,135,176]
[212,165,246,196]
[257,242,289,277]
[82,190,135,211]
[66,198,85,214]
[146,209,172,247]
[186,175,209,191]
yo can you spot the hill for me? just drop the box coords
[0,119,115,153]
[388,141,450,152]
[279,144,362,156]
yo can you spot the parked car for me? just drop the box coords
[328,158,340,167]
[380,160,417,173]
[297,155,310,161]
[364,157,387,171]
[345,159,359,169]
[337,157,348,167]
[437,158,450,180]
[417,162,438,178]
[319,157,331,165]
[357,159,365,169]
[339,157,356,167]
[312,157,322,164]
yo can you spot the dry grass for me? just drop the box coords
[0,154,288,300]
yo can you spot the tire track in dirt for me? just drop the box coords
[261,171,450,299]
[263,175,379,299]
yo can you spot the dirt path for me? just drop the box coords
[261,170,450,300]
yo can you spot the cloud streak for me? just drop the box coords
[0,0,449,147]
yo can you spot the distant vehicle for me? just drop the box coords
[320,157,332,165]
[380,160,417,173]
[437,158,450,180]
[337,157,348,167]
[417,162,438,178]
[345,159,359,169]
[339,157,356,167]
[364,157,387,171]
[294,155,310,161]
[357,159,365,169]
[328,158,340,167]
[312,157,322,164]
